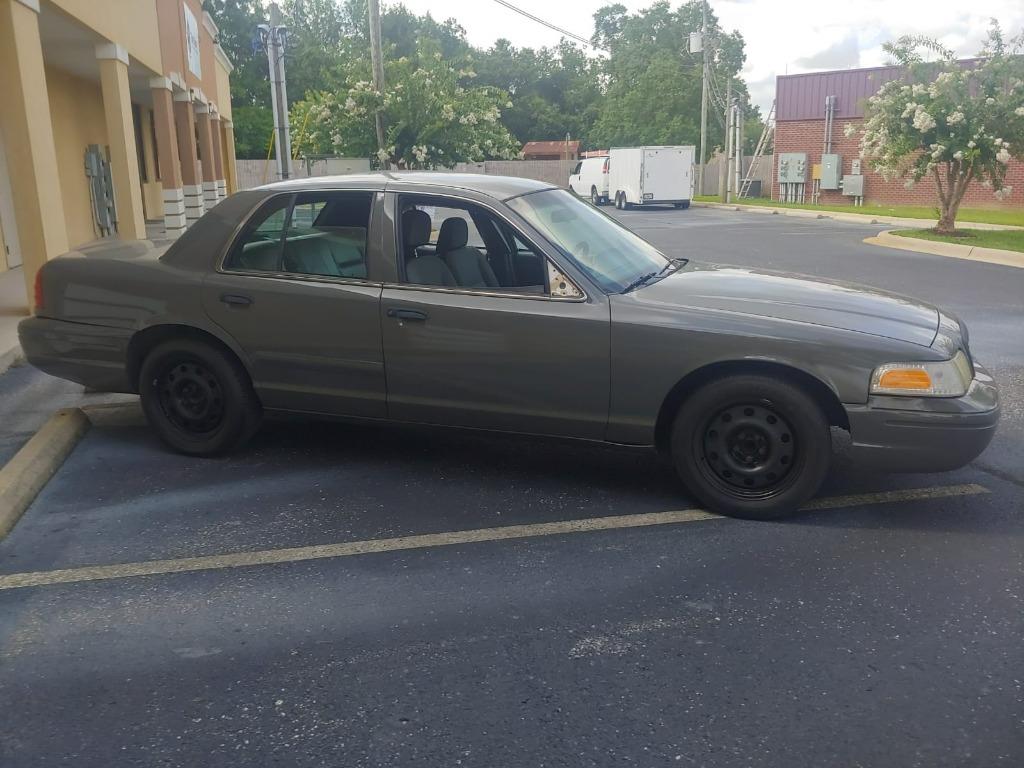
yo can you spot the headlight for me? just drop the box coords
[870,350,973,397]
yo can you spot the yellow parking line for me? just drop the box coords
[0,483,989,591]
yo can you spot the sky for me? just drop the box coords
[389,0,1024,114]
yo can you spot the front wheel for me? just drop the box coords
[670,375,831,519]
[139,338,262,456]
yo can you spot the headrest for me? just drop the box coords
[402,209,432,249]
[436,217,469,253]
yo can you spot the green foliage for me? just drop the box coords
[207,0,761,162]
[231,105,274,159]
[860,22,1024,230]
[291,43,519,167]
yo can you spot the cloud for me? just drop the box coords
[794,33,861,70]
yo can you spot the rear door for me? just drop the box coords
[202,190,388,417]
[643,147,688,201]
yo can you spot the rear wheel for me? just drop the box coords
[670,375,831,519]
[591,186,602,206]
[139,338,262,456]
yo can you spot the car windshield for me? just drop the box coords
[507,189,670,293]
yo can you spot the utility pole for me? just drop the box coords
[734,99,743,200]
[697,0,708,197]
[261,3,293,180]
[367,0,388,168]
[720,78,731,202]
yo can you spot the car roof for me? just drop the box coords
[257,171,557,200]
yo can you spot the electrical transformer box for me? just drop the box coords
[841,174,864,197]
[777,153,807,183]
[820,153,841,189]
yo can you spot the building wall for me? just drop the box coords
[49,0,162,74]
[45,64,109,248]
[214,55,232,122]
[773,118,1024,209]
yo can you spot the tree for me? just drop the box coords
[860,24,1024,233]
[290,41,519,168]
[590,0,749,152]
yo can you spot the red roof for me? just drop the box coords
[522,140,580,156]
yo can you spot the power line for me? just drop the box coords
[489,0,604,50]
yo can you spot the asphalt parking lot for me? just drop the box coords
[0,206,1022,767]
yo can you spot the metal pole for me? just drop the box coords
[267,3,293,179]
[697,0,708,196]
[734,101,742,200]
[722,79,732,202]
[367,0,388,168]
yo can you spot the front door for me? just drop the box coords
[381,194,609,439]
[202,190,387,417]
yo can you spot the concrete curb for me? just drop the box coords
[692,201,1024,231]
[0,345,23,377]
[0,408,91,540]
[864,230,1024,270]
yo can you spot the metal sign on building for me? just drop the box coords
[184,4,201,77]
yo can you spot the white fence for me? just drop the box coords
[234,157,371,190]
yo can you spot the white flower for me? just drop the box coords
[345,97,357,111]
[968,140,976,148]
[376,148,391,163]
[1016,106,1024,116]
[930,144,946,160]
[843,122,856,138]
[902,102,917,118]
[985,97,995,105]
[994,185,1013,201]
[912,106,936,133]
[953,150,964,160]
[995,147,1011,164]
[946,110,965,125]
[441,103,455,121]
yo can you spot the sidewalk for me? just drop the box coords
[692,201,1024,231]
[0,267,28,374]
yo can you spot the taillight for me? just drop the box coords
[33,269,44,314]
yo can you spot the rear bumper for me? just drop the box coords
[843,363,999,472]
[18,316,134,392]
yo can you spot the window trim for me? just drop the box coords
[217,190,379,286]
[392,191,588,303]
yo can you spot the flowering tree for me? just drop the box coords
[290,43,519,169]
[858,25,1024,233]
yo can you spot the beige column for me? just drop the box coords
[96,43,146,240]
[173,91,204,225]
[209,111,226,200]
[0,0,69,307]
[150,78,186,238]
[195,104,219,209]
[222,120,238,194]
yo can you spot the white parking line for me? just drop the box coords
[0,483,989,591]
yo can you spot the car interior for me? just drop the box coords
[229,192,372,279]
[400,199,548,293]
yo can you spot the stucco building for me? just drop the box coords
[0,0,238,305]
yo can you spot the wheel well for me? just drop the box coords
[126,325,250,393]
[653,360,850,454]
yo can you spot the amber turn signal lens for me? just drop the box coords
[877,368,932,390]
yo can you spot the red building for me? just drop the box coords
[772,63,1024,208]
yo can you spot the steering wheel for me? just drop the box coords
[574,240,590,259]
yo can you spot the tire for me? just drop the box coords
[614,192,622,209]
[591,186,601,206]
[139,338,262,456]
[670,375,831,520]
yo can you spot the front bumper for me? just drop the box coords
[843,363,999,472]
[18,316,133,392]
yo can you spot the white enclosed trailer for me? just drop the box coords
[608,145,695,209]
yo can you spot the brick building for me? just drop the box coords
[772,63,1024,208]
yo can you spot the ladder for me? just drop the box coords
[739,100,774,199]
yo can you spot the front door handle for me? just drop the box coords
[220,293,253,307]
[387,308,428,322]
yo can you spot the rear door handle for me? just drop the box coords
[387,307,428,322]
[220,293,253,307]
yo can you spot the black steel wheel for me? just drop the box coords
[670,374,831,519]
[699,403,798,498]
[591,186,601,206]
[139,338,262,456]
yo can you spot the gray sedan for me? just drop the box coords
[19,173,999,519]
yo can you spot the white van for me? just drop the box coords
[608,146,694,209]
[568,156,610,205]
